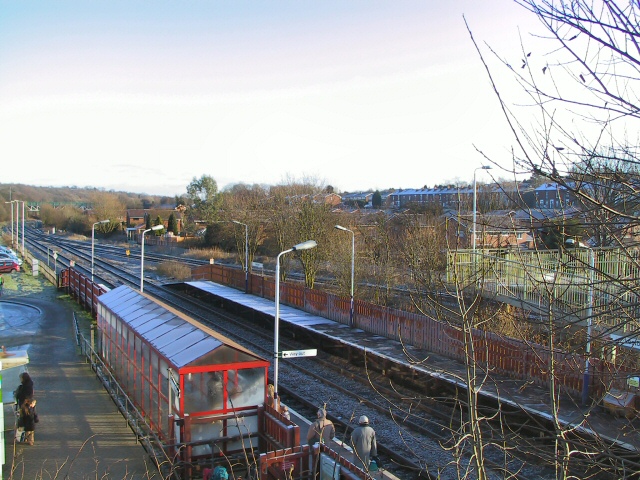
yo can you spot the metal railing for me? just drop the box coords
[448,248,640,333]
[72,313,177,478]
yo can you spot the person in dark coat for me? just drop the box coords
[14,372,34,412]
[19,398,38,445]
[351,415,377,472]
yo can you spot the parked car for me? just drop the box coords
[0,259,20,273]
[0,246,16,256]
[0,252,22,266]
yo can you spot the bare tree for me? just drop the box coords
[357,213,397,306]
[569,150,640,247]
[220,184,270,271]
[395,213,448,316]
[470,0,640,226]
[295,199,333,289]
[265,185,302,282]
[459,1,640,476]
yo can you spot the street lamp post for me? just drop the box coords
[20,201,25,256]
[335,225,355,327]
[274,240,317,398]
[472,165,492,252]
[140,225,164,292]
[4,200,18,249]
[5,202,12,248]
[91,220,110,282]
[14,201,19,250]
[233,220,249,293]
[567,239,596,406]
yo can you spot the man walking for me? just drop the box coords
[351,415,377,472]
[306,407,335,446]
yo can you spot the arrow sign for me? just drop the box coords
[280,349,317,358]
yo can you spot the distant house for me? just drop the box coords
[387,183,527,211]
[342,192,374,207]
[388,186,470,209]
[313,193,342,206]
[481,211,535,249]
[126,209,147,227]
[126,208,183,232]
[533,183,575,209]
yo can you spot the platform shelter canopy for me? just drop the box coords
[99,285,262,369]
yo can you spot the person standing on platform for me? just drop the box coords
[281,404,291,421]
[306,407,335,446]
[266,383,280,411]
[19,397,38,445]
[14,372,34,413]
[0,274,4,296]
[351,415,377,472]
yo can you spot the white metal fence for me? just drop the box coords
[447,248,640,333]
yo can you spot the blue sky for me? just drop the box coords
[0,1,540,196]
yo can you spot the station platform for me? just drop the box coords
[182,281,640,455]
[1,273,153,479]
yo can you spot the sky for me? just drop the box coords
[0,1,542,197]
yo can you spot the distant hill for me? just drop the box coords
[0,183,176,221]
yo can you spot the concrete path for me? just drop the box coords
[1,268,158,480]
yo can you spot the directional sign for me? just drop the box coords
[280,349,317,358]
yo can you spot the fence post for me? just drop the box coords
[90,324,95,362]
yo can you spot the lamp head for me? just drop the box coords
[292,240,317,251]
[335,225,348,232]
[151,224,164,231]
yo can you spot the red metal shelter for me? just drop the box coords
[97,285,269,461]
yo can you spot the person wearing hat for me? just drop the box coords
[351,415,378,472]
[306,407,335,447]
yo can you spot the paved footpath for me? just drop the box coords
[1,269,158,480]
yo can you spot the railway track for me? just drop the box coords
[17,228,638,479]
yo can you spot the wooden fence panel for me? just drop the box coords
[263,277,276,301]
[304,289,329,317]
[249,273,266,298]
[226,268,246,290]
[326,293,349,324]
[354,301,386,335]
[259,446,310,480]
[64,268,108,318]
[280,283,303,308]
[260,405,300,450]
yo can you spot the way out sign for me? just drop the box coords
[280,349,317,358]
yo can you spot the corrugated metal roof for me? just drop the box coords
[98,285,265,369]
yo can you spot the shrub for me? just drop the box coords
[185,247,232,261]
[156,261,193,281]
